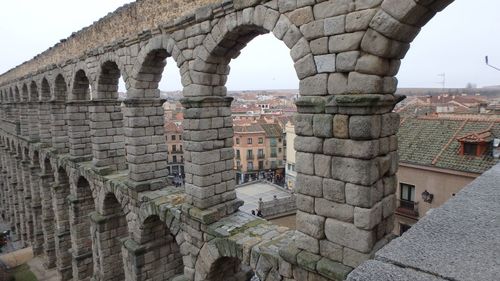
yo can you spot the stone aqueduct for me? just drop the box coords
[0,0,453,280]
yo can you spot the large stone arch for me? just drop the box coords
[52,165,73,280]
[123,214,185,281]
[90,190,129,281]
[95,52,129,95]
[195,238,254,281]
[70,68,92,101]
[89,58,127,172]
[129,34,185,98]
[39,155,57,268]
[67,67,93,158]
[68,175,96,281]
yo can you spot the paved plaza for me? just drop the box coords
[236,181,292,214]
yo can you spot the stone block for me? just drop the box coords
[323,178,346,203]
[319,239,343,262]
[310,37,328,55]
[331,157,379,186]
[324,15,346,36]
[297,251,321,272]
[300,20,325,40]
[336,51,360,72]
[347,72,383,94]
[349,114,381,140]
[295,230,320,254]
[329,32,365,53]
[381,194,396,218]
[313,114,333,138]
[332,114,349,138]
[345,182,382,208]
[295,54,317,79]
[346,8,377,32]
[324,138,379,159]
[294,136,323,153]
[294,114,314,136]
[297,194,315,213]
[288,6,314,26]
[313,0,351,19]
[354,203,382,230]
[316,257,353,281]
[314,154,331,178]
[315,198,353,222]
[300,74,328,96]
[296,152,315,175]
[328,73,349,95]
[325,219,375,253]
[314,54,336,73]
[297,210,326,239]
[296,174,323,197]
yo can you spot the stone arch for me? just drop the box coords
[29,80,38,102]
[129,34,184,98]
[95,52,129,92]
[52,166,73,280]
[125,214,184,281]
[91,192,128,281]
[195,239,254,281]
[13,86,19,102]
[69,175,96,280]
[53,73,68,101]
[188,6,308,97]
[70,69,91,101]
[40,78,51,101]
[95,60,122,100]
[21,83,28,102]
[40,155,57,268]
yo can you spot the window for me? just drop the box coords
[278,160,283,166]
[236,149,240,159]
[173,155,177,163]
[179,135,182,140]
[247,149,253,159]
[271,161,277,169]
[171,135,176,141]
[278,138,282,142]
[247,138,253,144]
[258,149,264,158]
[258,161,264,170]
[463,143,477,156]
[236,161,241,169]
[236,138,240,145]
[271,147,277,157]
[172,145,177,152]
[180,145,183,152]
[248,161,254,171]
[400,183,415,202]
[258,137,263,144]
[278,148,282,153]
[270,138,277,147]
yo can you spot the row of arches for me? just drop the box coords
[0,137,189,281]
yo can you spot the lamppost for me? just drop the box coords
[485,56,500,71]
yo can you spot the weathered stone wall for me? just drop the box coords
[0,0,220,84]
[0,0,455,280]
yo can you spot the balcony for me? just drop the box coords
[258,154,265,159]
[171,150,183,154]
[396,199,419,219]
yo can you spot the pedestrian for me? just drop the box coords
[251,210,255,216]
[257,210,263,217]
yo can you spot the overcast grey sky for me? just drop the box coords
[1,0,499,91]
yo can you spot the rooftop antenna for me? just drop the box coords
[437,73,446,90]
[485,56,500,71]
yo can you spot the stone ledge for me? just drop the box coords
[348,163,500,281]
